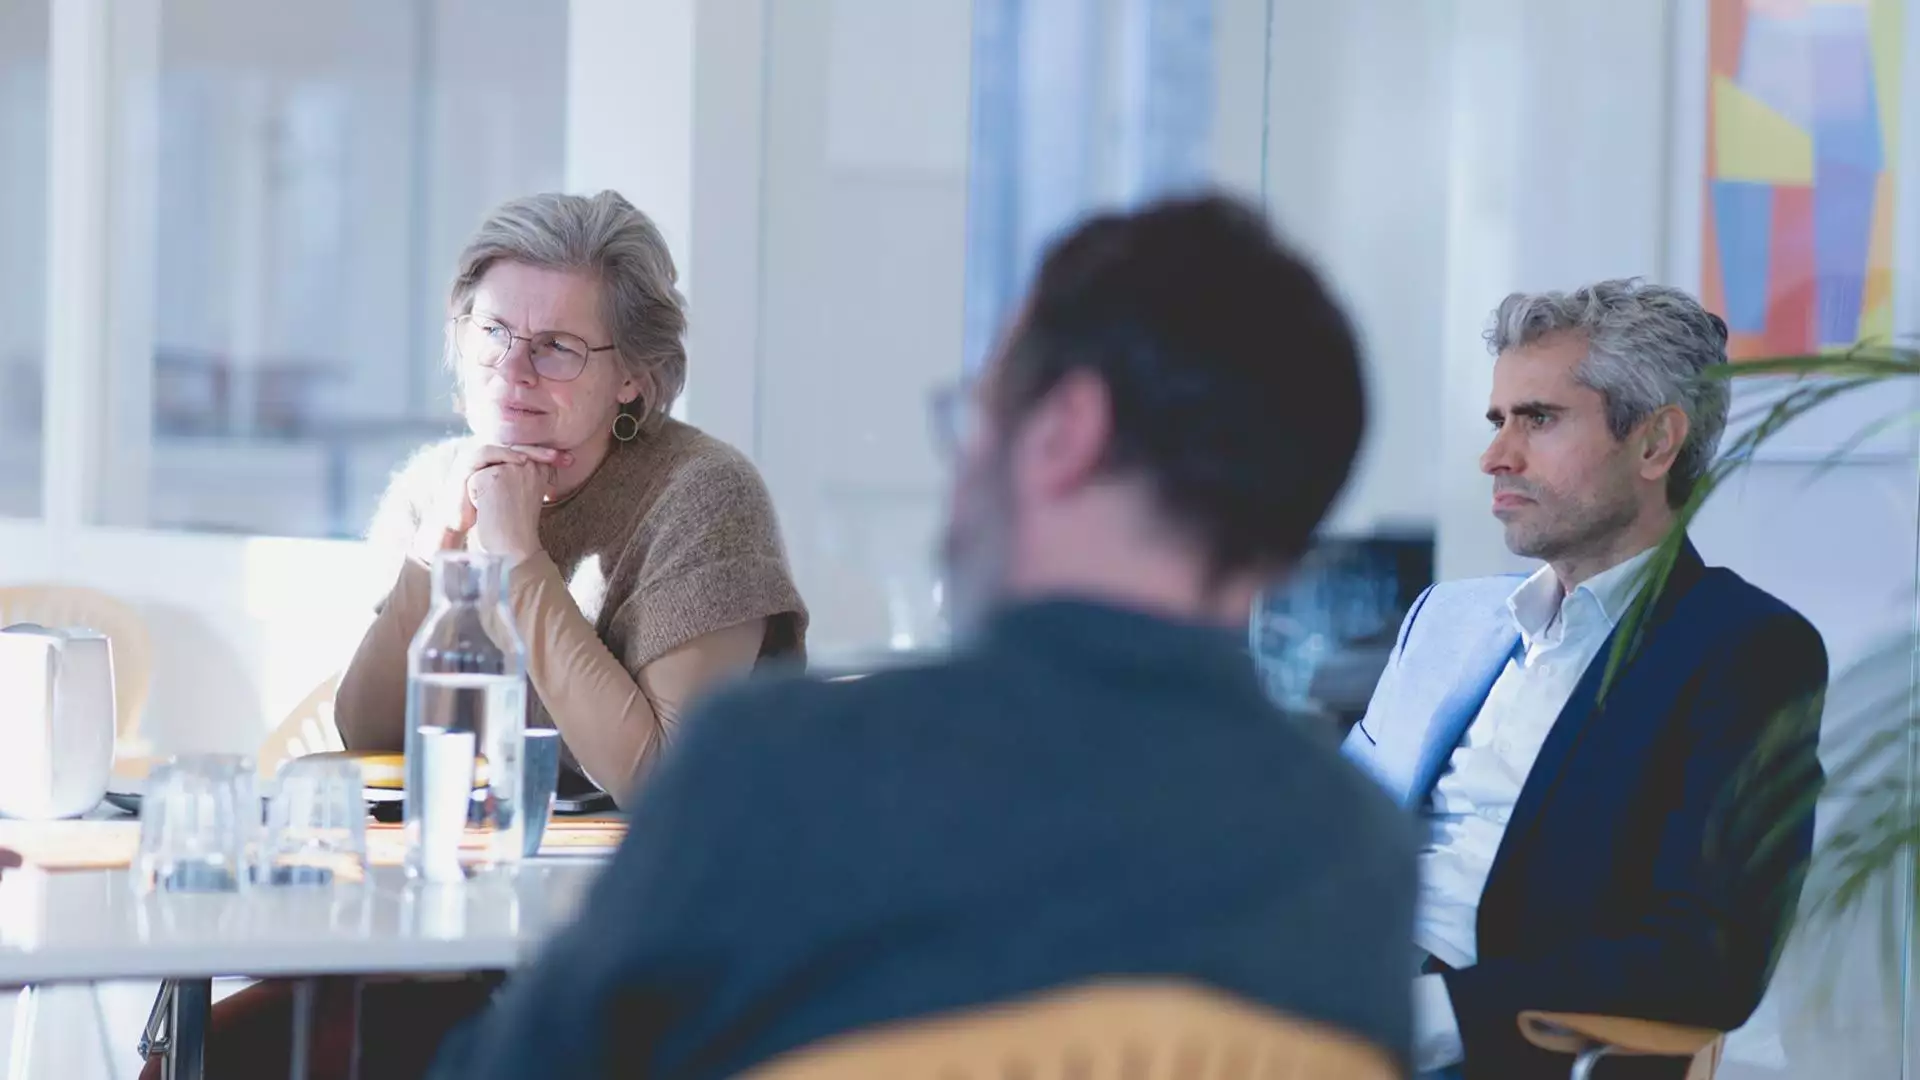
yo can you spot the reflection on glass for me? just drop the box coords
[0,0,48,518]
[400,877,520,942]
[965,0,1217,372]
[133,0,568,537]
[402,880,467,941]
[1250,540,1421,723]
[0,860,47,950]
[814,488,947,653]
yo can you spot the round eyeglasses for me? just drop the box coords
[927,380,983,459]
[452,314,617,383]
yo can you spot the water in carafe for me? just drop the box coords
[404,551,530,877]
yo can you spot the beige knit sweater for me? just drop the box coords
[334,419,807,803]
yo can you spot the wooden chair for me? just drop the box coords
[0,585,153,754]
[254,672,347,779]
[254,674,417,806]
[1520,1012,1724,1080]
[745,980,1399,1080]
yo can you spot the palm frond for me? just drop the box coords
[1810,410,1920,481]
[1596,340,1920,991]
[1605,342,1920,697]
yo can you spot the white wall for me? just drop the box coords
[1263,0,1452,537]
[560,0,972,658]
[1259,0,1684,551]
[752,0,973,655]
[565,0,694,272]
[1426,0,1678,579]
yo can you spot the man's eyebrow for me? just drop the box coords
[1486,401,1566,423]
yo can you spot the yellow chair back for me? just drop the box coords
[1520,1011,1723,1080]
[746,980,1399,1080]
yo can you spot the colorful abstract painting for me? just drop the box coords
[1703,0,1900,359]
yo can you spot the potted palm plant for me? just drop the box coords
[1610,345,1920,1042]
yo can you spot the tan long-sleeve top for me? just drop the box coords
[334,419,807,804]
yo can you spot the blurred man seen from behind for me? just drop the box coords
[430,194,1420,1079]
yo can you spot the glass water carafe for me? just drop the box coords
[404,551,529,877]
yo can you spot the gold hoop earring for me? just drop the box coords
[612,411,643,443]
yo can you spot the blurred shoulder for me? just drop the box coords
[1316,731,1421,859]
[669,655,973,759]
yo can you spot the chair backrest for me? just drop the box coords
[1687,1041,1723,1080]
[255,673,345,779]
[1519,1011,1723,1080]
[0,585,153,752]
[745,981,1399,1080]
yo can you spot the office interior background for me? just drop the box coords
[0,0,1916,1076]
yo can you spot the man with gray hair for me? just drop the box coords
[1346,279,1827,1077]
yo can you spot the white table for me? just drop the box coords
[0,863,603,1078]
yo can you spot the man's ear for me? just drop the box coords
[1636,404,1690,483]
[1013,371,1114,499]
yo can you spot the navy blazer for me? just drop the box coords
[1345,543,1827,1078]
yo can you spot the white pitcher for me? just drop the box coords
[0,623,117,819]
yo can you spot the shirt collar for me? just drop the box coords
[1505,546,1657,648]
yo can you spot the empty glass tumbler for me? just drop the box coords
[262,757,369,886]
[134,755,258,893]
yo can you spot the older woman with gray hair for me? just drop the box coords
[141,191,806,1080]
[336,189,806,801]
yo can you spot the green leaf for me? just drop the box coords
[1598,341,1920,1004]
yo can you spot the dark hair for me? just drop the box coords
[993,194,1366,577]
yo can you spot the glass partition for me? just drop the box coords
[776,0,1272,660]
[0,0,48,518]
[964,0,1222,373]
[120,0,567,538]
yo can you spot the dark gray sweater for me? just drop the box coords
[430,599,1418,1078]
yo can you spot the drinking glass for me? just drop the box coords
[133,755,258,894]
[261,758,368,886]
[520,729,562,858]
[414,727,479,883]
